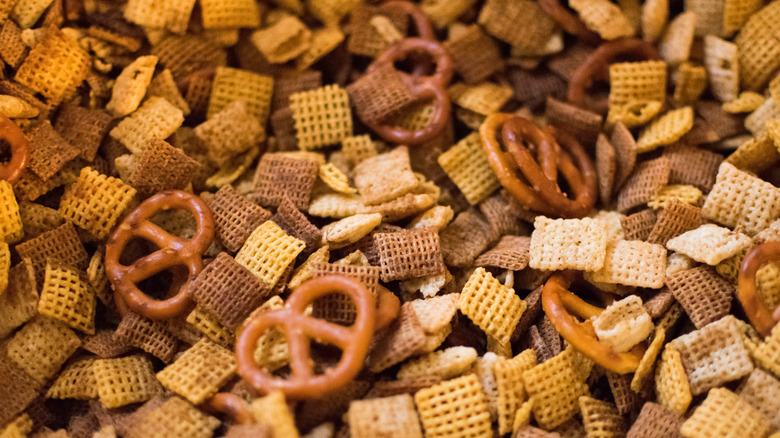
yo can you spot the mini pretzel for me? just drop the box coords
[0,114,30,183]
[480,113,598,218]
[542,271,646,374]
[738,241,780,337]
[105,190,215,320]
[567,38,661,113]
[203,393,254,425]
[363,38,454,145]
[538,0,600,44]
[236,275,376,399]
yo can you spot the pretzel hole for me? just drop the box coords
[0,139,11,164]
[391,48,438,76]
[118,237,159,265]
[150,208,199,241]
[311,290,361,327]
[135,268,180,301]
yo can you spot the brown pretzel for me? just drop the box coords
[236,276,376,399]
[738,242,780,337]
[542,271,646,374]
[480,113,597,218]
[105,190,215,320]
[202,393,254,425]
[0,114,30,183]
[567,38,661,113]
[538,0,600,45]
[363,38,454,145]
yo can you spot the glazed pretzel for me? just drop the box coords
[236,276,376,399]
[738,241,780,337]
[203,393,255,425]
[480,113,597,218]
[0,114,30,183]
[105,190,215,320]
[542,271,647,374]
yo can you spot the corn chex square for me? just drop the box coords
[459,267,525,345]
[529,216,610,271]
[666,223,752,265]
[414,374,492,438]
[235,220,306,288]
[585,240,666,288]
[437,132,501,205]
[157,338,236,404]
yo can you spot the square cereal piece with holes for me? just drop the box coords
[681,388,770,438]
[738,369,780,429]
[704,35,739,102]
[546,98,603,146]
[208,185,271,253]
[54,105,112,162]
[126,396,220,438]
[289,84,352,150]
[147,69,190,115]
[444,25,504,85]
[127,139,200,196]
[667,265,733,329]
[354,146,419,205]
[579,396,626,438]
[663,144,723,192]
[14,221,87,286]
[592,295,654,353]
[654,346,692,414]
[235,220,305,288]
[0,357,40,427]
[646,199,703,246]
[627,402,685,438]
[703,162,780,235]
[368,303,427,372]
[347,5,409,57]
[666,223,752,265]
[586,240,666,288]
[494,349,536,435]
[38,260,96,334]
[93,355,163,409]
[249,392,298,438]
[188,252,270,328]
[348,394,423,438]
[27,121,80,182]
[414,374,492,438]
[0,261,39,338]
[347,63,414,124]
[14,27,90,106]
[311,263,381,325]
[617,157,671,213]
[272,70,322,113]
[157,338,236,404]
[398,346,478,380]
[250,15,311,64]
[670,316,753,395]
[752,323,780,377]
[272,196,322,258]
[252,154,319,210]
[124,0,197,33]
[115,311,180,363]
[46,357,98,400]
[373,228,445,282]
[523,349,590,430]
[0,21,27,69]
[478,0,555,53]
[529,216,609,272]
[200,0,260,29]
[186,305,234,347]
[195,101,265,167]
[451,82,513,116]
[207,67,273,122]
[570,0,634,39]
[459,267,525,345]
[58,167,136,239]
[152,34,227,80]
[437,132,501,205]
[109,96,185,155]
[475,235,531,271]
[0,180,22,243]
[6,316,81,385]
[608,60,667,113]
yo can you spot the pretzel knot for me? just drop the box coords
[203,393,254,425]
[0,114,30,183]
[105,190,215,320]
[363,37,454,145]
[738,241,780,337]
[542,271,646,374]
[480,113,597,218]
[236,276,376,399]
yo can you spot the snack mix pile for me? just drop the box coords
[3,0,780,437]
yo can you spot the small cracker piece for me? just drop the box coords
[109,96,185,155]
[0,180,22,243]
[93,355,164,408]
[587,240,666,288]
[666,223,752,265]
[658,11,696,65]
[459,267,525,345]
[15,221,87,286]
[703,35,739,103]
[354,146,419,205]
[413,374,492,438]
[209,184,273,252]
[289,84,352,151]
[670,316,754,395]
[673,62,708,105]
[667,265,733,329]
[126,396,220,438]
[593,295,654,353]
[250,14,311,63]
[253,154,319,210]
[680,388,771,438]
[655,346,692,414]
[738,369,780,429]
[724,91,766,113]
[322,213,382,249]
[523,349,590,430]
[437,132,501,205]
[235,220,306,288]
[444,24,504,85]
[398,346,478,380]
[579,396,627,438]
[478,0,555,54]
[157,338,236,404]
[6,316,81,385]
[607,60,667,115]
[636,107,695,153]
[570,0,634,40]
[38,260,96,334]
[46,358,98,400]
[529,216,609,272]
[319,163,356,195]
[409,294,459,334]
[147,69,190,115]
[373,228,445,282]
[124,0,196,33]
[186,305,234,347]
[347,394,423,438]
[207,67,273,122]
[106,55,158,117]
[494,349,536,435]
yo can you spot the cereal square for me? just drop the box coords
[680,388,770,438]
[437,132,501,205]
[414,374,492,438]
[235,220,306,288]
[529,216,609,271]
[586,240,667,288]
[459,267,525,345]
[348,394,423,438]
[354,146,419,205]
[157,338,236,404]
[665,223,752,265]
[289,84,352,150]
[6,316,81,385]
[38,260,96,334]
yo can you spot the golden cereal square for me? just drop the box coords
[200,0,261,29]
[126,396,220,438]
[207,67,273,122]
[608,61,667,109]
[529,216,609,271]
[38,260,96,334]
[109,96,185,155]
[249,391,299,438]
[680,388,771,438]
[0,180,22,243]
[46,357,98,400]
[523,349,590,430]
[414,374,493,438]
[235,220,306,288]
[587,240,667,288]
[93,355,163,408]
[459,267,525,345]
[579,396,626,438]
[6,316,81,385]
[289,85,353,150]
[494,349,537,435]
[58,167,137,239]
[347,394,424,438]
[437,132,501,205]
[157,338,236,404]
[654,345,692,414]
[636,107,694,153]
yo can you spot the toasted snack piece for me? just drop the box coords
[347,394,423,438]
[414,374,492,438]
[681,388,771,438]
[93,355,163,408]
[593,295,655,353]
[529,216,609,272]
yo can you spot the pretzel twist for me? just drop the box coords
[0,114,30,183]
[738,241,780,337]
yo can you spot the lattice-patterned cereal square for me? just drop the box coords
[152,34,227,80]
[443,25,503,85]
[126,396,220,438]
[725,132,780,174]
[347,394,423,438]
[636,107,694,153]
[752,323,780,377]
[681,388,770,438]
[373,228,444,281]
[664,145,723,193]
[38,260,96,334]
[54,105,113,162]
[398,346,478,381]
[195,101,264,167]
[207,67,273,122]
[738,368,780,429]
[347,63,414,124]
[46,357,97,400]
[127,139,200,197]
[437,132,500,205]
[620,209,657,241]
[252,154,319,210]
[58,167,136,239]
[608,61,667,113]
[723,0,762,35]
[115,312,179,363]
[310,262,380,325]
[667,265,733,329]
[666,224,752,265]
[247,391,298,438]
[6,316,81,385]
[109,96,184,155]
[672,62,708,105]
[647,185,702,210]
[0,357,40,428]
[27,121,80,183]
[186,306,235,347]
[353,146,418,205]
[15,221,87,286]
[200,0,260,29]
[0,242,8,294]
[93,355,163,408]
[340,135,376,167]
[14,27,89,106]
[451,82,513,116]
[250,15,311,64]
[647,200,703,246]
[474,235,530,272]
[529,216,609,271]
[670,316,753,395]
[124,0,196,33]
[147,69,190,115]
[587,240,666,288]
[704,35,739,103]
[0,413,34,438]
[523,349,590,430]
[723,91,765,114]
[289,84,352,150]
[626,402,685,438]
[491,349,536,435]
[157,338,236,404]
[592,295,654,354]
[578,396,626,438]
[0,180,22,244]
[570,0,634,39]
[414,374,492,438]
[0,260,37,338]
[655,345,692,414]
[319,162,356,195]
[478,0,555,54]
[459,267,525,345]
[368,303,427,372]
[703,162,780,236]
[235,220,305,288]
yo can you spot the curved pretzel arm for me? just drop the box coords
[739,241,780,337]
